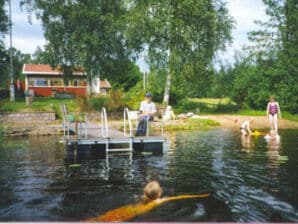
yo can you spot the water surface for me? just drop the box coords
[0,129,298,222]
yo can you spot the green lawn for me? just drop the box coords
[178,98,298,122]
[1,97,297,122]
[189,97,234,105]
[0,97,76,113]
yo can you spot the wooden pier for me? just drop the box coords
[62,107,166,155]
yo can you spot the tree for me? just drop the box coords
[21,0,135,94]
[127,0,234,104]
[0,0,8,89]
[245,0,298,112]
[31,46,53,64]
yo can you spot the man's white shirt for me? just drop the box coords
[140,101,157,114]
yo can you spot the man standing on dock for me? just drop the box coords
[136,93,157,136]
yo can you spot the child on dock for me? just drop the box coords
[84,181,210,222]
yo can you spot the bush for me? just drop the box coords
[75,96,93,112]
[124,82,146,110]
[0,90,8,100]
[91,97,106,111]
[76,96,109,112]
[105,89,125,112]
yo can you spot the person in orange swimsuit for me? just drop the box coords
[84,181,210,222]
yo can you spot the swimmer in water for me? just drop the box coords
[84,181,210,222]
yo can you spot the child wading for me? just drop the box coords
[238,118,253,136]
[266,96,282,133]
[136,93,157,136]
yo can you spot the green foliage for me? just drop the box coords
[90,97,106,111]
[164,119,220,131]
[0,0,31,89]
[124,82,145,110]
[105,89,125,112]
[0,0,8,35]
[108,61,142,91]
[21,0,234,103]
[76,96,108,113]
[75,97,93,113]
[211,0,298,114]
[207,0,297,114]
[127,0,234,101]
[235,0,298,113]
[21,0,136,88]
[0,97,78,120]
[175,98,240,114]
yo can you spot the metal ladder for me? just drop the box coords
[101,107,133,153]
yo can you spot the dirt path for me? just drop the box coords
[207,115,298,130]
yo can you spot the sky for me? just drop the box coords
[4,0,268,72]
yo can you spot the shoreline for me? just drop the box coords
[2,115,298,137]
[207,115,298,130]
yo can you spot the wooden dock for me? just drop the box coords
[62,107,166,155]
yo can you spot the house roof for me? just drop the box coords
[23,64,84,75]
[23,64,112,89]
[100,79,112,89]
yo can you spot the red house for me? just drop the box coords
[23,64,111,97]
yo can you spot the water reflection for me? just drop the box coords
[0,130,298,222]
[241,134,254,153]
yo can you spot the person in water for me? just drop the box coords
[239,118,253,135]
[136,93,157,136]
[265,130,280,141]
[84,181,210,222]
[266,96,282,132]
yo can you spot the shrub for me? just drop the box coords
[124,83,145,110]
[105,89,125,112]
[75,96,93,112]
[91,97,106,111]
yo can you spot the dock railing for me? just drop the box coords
[123,108,133,137]
[123,108,164,137]
[101,107,109,138]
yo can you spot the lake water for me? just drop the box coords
[0,129,298,222]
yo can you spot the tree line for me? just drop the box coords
[0,0,297,113]
[210,0,297,113]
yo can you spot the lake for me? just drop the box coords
[0,128,298,222]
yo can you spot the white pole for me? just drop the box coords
[8,0,15,102]
[143,72,146,90]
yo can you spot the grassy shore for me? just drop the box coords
[163,118,220,131]
[176,98,298,122]
[0,97,75,112]
[1,97,297,123]
[234,110,298,122]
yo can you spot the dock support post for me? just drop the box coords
[129,137,133,151]
[105,138,109,153]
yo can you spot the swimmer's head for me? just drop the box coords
[144,181,162,201]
